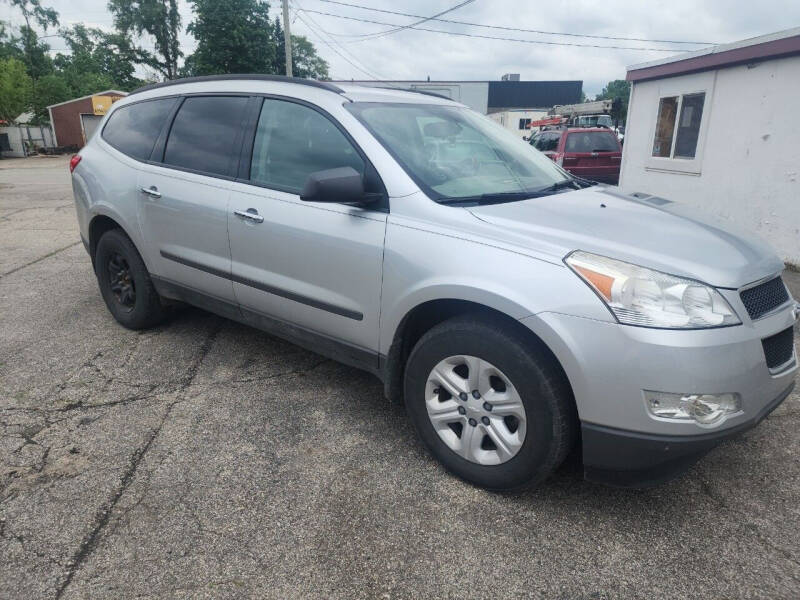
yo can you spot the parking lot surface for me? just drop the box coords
[1,156,799,599]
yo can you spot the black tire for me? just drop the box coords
[404,314,576,491]
[94,228,167,330]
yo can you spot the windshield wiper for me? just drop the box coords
[437,191,535,206]
[437,180,583,206]
[545,179,581,192]
[570,175,598,188]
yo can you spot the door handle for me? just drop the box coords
[140,186,161,198]
[234,209,264,223]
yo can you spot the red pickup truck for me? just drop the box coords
[530,127,622,184]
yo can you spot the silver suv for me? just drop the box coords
[71,75,797,490]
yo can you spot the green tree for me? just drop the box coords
[290,35,328,80]
[29,71,68,121]
[0,22,24,61]
[4,0,57,30]
[186,0,276,76]
[271,17,328,79]
[0,57,32,121]
[595,79,631,125]
[17,24,52,79]
[108,0,181,80]
[56,24,144,90]
[93,31,146,89]
[3,1,58,79]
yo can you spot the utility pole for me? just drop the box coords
[282,0,293,77]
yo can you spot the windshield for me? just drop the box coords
[346,102,570,202]
[578,115,613,128]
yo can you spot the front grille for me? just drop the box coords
[761,327,795,370]
[740,277,789,320]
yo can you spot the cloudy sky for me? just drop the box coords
[5,0,800,97]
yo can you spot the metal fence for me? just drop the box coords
[0,124,56,158]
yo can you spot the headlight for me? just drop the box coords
[565,251,740,329]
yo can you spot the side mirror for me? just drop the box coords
[300,167,367,204]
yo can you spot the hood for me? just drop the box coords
[467,186,783,288]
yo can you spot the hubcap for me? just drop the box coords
[425,355,527,466]
[107,253,135,309]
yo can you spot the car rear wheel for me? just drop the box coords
[95,229,167,330]
[404,315,576,491]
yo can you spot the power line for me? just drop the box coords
[349,0,475,42]
[311,0,716,45]
[290,0,387,80]
[297,8,700,51]
[292,6,384,80]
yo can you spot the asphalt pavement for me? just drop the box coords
[1,155,798,599]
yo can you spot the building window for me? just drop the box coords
[673,93,705,158]
[651,93,705,159]
[518,118,531,130]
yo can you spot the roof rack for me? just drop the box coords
[377,86,452,101]
[129,74,344,96]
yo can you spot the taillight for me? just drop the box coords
[69,154,82,173]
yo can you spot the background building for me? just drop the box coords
[619,28,800,265]
[333,78,582,138]
[47,90,127,149]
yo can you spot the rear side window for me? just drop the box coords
[164,96,249,177]
[250,99,364,193]
[101,98,176,161]
[565,131,618,153]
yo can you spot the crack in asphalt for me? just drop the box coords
[52,321,222,600]
[0,204,70,221]
[0,241,81,279]
[5,386,174,416]
[699,479,800,572]
[52,401,176,600]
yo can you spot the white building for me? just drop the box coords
[487,109,548,139]
[619,28,800,265]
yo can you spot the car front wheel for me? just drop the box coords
[404,315,576,491]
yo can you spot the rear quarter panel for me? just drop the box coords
[71,141,149,268]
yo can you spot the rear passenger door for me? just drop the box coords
[227,97,387,358]
[136,95,251,309]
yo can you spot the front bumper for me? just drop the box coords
[522,297,797,486]
[581,381,794,486]
[565,166,619,184]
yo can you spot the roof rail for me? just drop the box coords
[129,74,344,96]
[378,86,452,101]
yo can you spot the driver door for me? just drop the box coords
[227,98,387,359]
